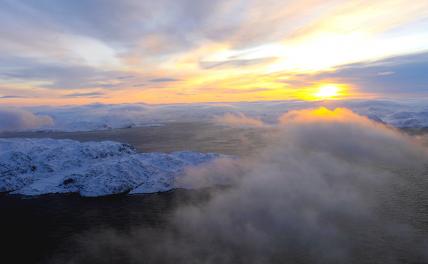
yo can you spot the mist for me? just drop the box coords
[52,108,428,264]
[0,108,53,132]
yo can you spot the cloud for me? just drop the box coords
[0,99,427,132]
[1,1,428,101]
[0,0,227,60]
[0,108,53,132]
[200,57,277,69]
[64,92,106,98]
[377,71,394,76]
[295,52,428,95]
[116,75,134,80]
[0,55,124,90]
[52,108,428,263]
[213,113,266,127]
[149,78,180,83]
[0,95,25,99]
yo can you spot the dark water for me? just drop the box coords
[0,190,215,264]
[0,123,267,263]
[1,124,428,263]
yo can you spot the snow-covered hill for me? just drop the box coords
[0,138,222,197]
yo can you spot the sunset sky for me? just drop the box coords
[1,0,428,105]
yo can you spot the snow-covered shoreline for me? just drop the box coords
[0,138,223,197]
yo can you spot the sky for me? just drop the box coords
[0,0,428,106]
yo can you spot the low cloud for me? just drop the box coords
[52,108,428,264]
[0,108,54,132]
[2,99,428,132]
[213,113,266,127]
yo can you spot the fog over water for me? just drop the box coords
[48,108,428,264]
[0,122,270,156]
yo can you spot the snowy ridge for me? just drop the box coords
[0,138,222,197]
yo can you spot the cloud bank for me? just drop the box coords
[5,99,425,132]
[0,108,53,132]
[52,108,428,264]
[0,99,427,133]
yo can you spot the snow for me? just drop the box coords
[0,138,222,197]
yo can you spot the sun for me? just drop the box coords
[314,85,340,99]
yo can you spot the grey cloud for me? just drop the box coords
[116,75,134,80]
[63,92,106,98]
[149,78,180,83]
[0,108,53,132]
[132,83,146,87]
[0,56,126,90]
[0,0,331,63]
[287,52,428,94]
[0,0,226,56]
[0,95,25,99]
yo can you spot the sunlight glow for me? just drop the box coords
[314,85,340,99]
